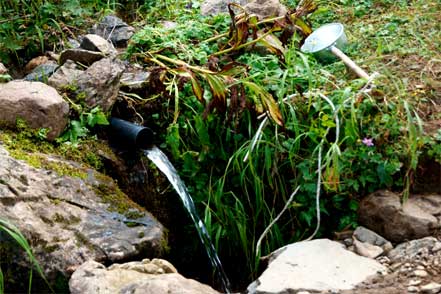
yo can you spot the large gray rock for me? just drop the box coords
[0,80,69,140]
[0,145,166,287]
[90,15,135,47]
[49,58,124,112]
[247,239,386,293]
[69,260,219,294]
[76,57,125,111]
[358,190,441,243]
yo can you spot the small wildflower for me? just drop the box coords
[362,137,374,147]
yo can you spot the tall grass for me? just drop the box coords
[0,218,52,294]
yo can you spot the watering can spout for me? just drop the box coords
[109,117,154,149]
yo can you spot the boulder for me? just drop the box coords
[120,70,151,91]
[0,81,69,140]
[358,190,441,243]
[76,57,125,111]
[201,0,248,16]
[90,15,135,47]
[59,48,105,65]
[244,0,287,19]
[0,145,166,290]
[247,239,386,293]
[48,57,124,112]
[69,260,219,294]
[48,60,84,90]
[80,34,117,55]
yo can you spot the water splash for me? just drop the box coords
[145,146,231,293]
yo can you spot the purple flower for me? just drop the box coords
[362,137,374,147]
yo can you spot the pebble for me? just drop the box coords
[408,279,422,286]
[413,269,429,277]
[408,286,419,292]
[421,282,441,294]
[416,265,425,270]
[296,291,311,294]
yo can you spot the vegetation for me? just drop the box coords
[0,0,440,292]
[0,218,52,294]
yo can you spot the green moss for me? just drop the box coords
[92,180,145,218]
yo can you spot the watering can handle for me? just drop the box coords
[330,46,370,79]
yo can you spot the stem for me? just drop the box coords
[213,29,276,56]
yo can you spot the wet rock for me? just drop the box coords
[76,57,125,111]
[48,60,84,90]
[244,0,287,19]
[0,62,8,74]
[69,260,219,294]
[24,62,59,82]
[0,80,68,140]
[59,48,105,65]
[358,190,441,242]
[90,15,135,47]
[388,237,441,262]
[24,55,49,74]
[0,146,166,289]
[80,34,117,55]
[201,0,248,16]
[247,239,386,293]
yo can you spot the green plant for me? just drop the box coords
[58,106,109,144]
[0,218,53,294]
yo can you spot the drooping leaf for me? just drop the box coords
[257,30,286,56]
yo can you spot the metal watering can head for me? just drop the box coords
[301,22,370,79]
[301,23,348,63]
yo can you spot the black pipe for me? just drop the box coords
[109,117,154,149]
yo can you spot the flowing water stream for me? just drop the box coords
[145,146,231,293]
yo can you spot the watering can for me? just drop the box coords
[301,23,370,79]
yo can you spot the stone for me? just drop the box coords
[247,239,386,293]
[353,238,384,259]
[0,80,68,140]
[408,279,422,286]
[0,62,8,74]
[80,34,117,55]
[201,0,248,16]
[388,237,441,262]
[413,270,428,277]
[59,48,105,65]
[408,286,419,292]
[90,15,135,47]
[76,57,125,111]
[353,226,393,252]
[69,260,219,294]
[421,282,441,294]
[24,62,59,82]
[0,146,166,290]
[108,258,177,274]
[48,60,84,90]
[244,0,287,19]
[24,55,49,73]
[358,190,441,243]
